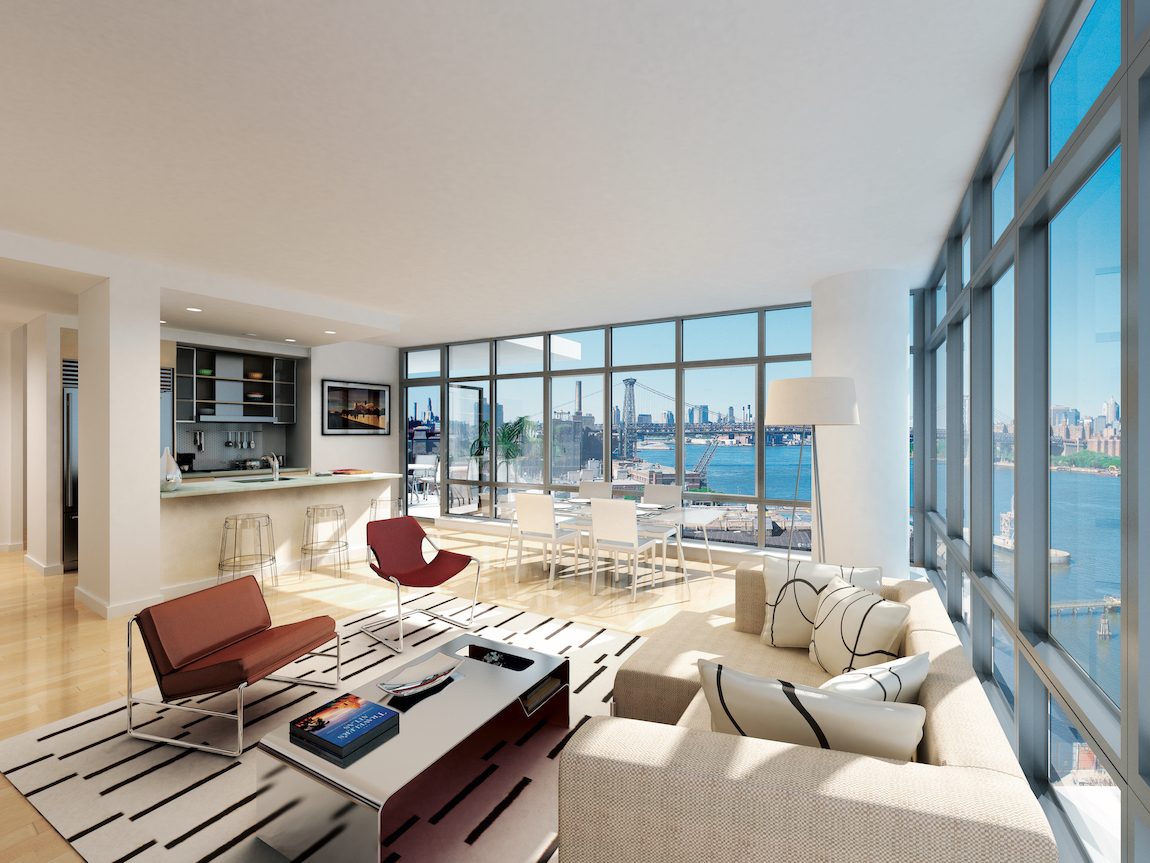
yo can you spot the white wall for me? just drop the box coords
[812,271,909,578]
[307,342,401,474]
[23,313,70,573]
[0,326,25,551]
[77,279,163,617]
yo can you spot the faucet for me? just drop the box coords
[263,452,280,481]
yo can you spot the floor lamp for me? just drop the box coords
[764,377,859,564]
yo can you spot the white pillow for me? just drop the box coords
[697,659,924,761]
[809,576,910,675]
[761,557,882,648]
[819,653,929,703]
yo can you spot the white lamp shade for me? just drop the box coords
[764,376,859,426]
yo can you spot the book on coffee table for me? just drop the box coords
[289,693,399,763]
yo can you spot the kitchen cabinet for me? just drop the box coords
[175,345,297,424]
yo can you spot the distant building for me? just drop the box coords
[699,405,710,423]
[637,413,652,425]
[687,407,696,424]
[727,406,735,423]
[1105,397,1120,424]
[662,410,674,425]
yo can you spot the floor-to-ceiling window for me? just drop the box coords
[911,0,1139,857]
[402,304,812,550]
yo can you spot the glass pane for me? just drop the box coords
[1049,697,1120,862]
[551,329,605,370]
[612,321,675,366]
[764,503,811,553]
[993,153,1015,243]
[551,374,605,484]
[682,365,756,496]
[992,267,1015,589]
[960,571,971,629]
[448,381,490,482]
[496,336,544,375]
[992,615,1015,710]
[963,317,970,534]
[764,306,812,356]
[447,483,491,517]
[495,377,543,484]
[405,385,441,518]
[763,360,813,501]
[611,368,675,472]
[682,501,761,548]
[962,228,972,286]
[683,312,758,362]
[1048,148,1121,705]
[935,273,947,327]
[934,341,947,518]
[1049,0,1121,163]
[449,342,489,378]
[406,349,440,379]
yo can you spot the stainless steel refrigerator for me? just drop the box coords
[63,383,78,572]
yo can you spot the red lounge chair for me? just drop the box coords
[363,516,480,653]
[127,575,342,756]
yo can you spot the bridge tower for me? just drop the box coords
[622,377,637,459]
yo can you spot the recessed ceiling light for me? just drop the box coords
[324,330,337,335]
[284,338,297,343]
[159,319,166,324]
[244,332,258,337]
[185,307,202,313]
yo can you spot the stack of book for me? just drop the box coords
[289,693,400,767]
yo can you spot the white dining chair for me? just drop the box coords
[578,480,613,499]
[514,493,583,587]
[590,498,659,601]
[642,483,688,585]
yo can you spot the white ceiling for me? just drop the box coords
[0,1,1041,346]
[0,258,102,330]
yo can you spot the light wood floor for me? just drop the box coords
[0,528,736,863]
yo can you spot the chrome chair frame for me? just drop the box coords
[360,536,481,654]
[126,616,343,757]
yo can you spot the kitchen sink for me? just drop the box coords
[233,477,297,483]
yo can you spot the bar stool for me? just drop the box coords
[302,504,350,577]
[218,513,278,589]
[365,495,399,563]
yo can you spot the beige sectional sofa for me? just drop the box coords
[558,565,1058,863]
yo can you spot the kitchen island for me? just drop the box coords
[160,472,402,592]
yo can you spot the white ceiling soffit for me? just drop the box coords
[160,288,388,347]
[0,257,103,330]
[0,1,1041,346]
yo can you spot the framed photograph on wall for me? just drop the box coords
[322,380,391,435]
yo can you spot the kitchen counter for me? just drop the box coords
[182,467,309,478]
[161,471,401,498]
[159,471,403,590]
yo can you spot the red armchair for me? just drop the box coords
[363,516,480,653]
[127,575,342,756]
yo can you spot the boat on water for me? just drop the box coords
[636,440,671,450]
[995,505,1070,565]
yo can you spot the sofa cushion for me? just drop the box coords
[675,690,713,731]
[139,576,272,673]
[697,660,925,761]
[810,577,909,675]
[158,616,335,699]
[761,557,882,648]
[819,653,930,703]
[614,610,831,725]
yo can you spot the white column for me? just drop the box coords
[0,326,25,552]
[77,278,163,617]
[811,271,909,578]
[23,314,66,573]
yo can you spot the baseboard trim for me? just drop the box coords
[74,585,165,619]
[0,541,24,553]
[24,553,64,576]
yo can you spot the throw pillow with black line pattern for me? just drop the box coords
[819,653,930,703]
[696,659,925,761]
[808,576,910,676]
[760,556,882,648]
